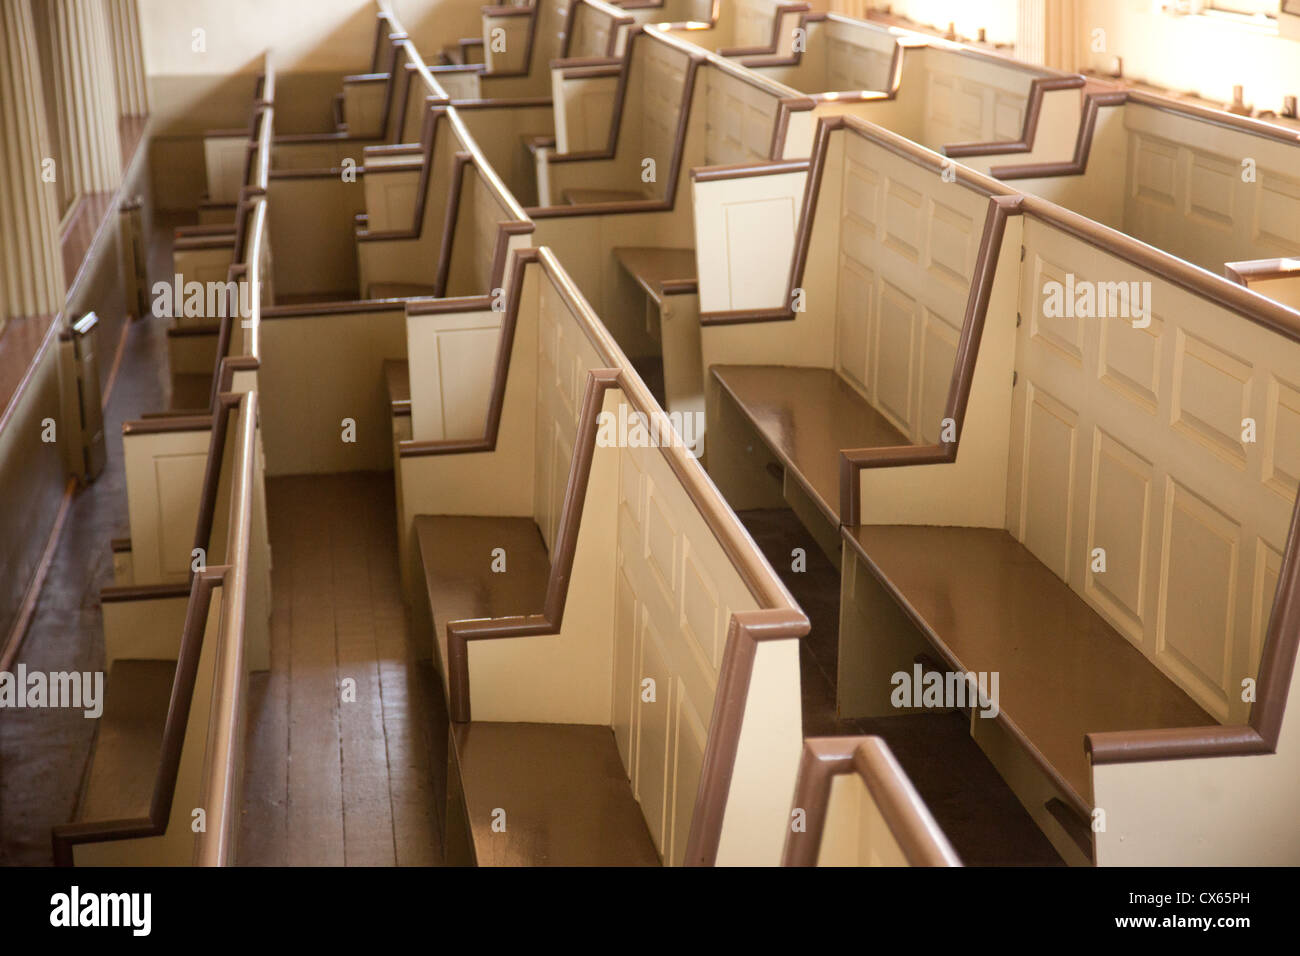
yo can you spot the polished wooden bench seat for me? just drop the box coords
[844,525,1213,808]
[563,187,649,205]
[712,365,908,525]
[614,246,696,306]
[399,248,808,866]
[75,660,175,825]
[415,514,550,634]
[368,281,437,298]
[451,722,659,866]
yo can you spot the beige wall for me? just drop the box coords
[138,0,481,74]
[139,0,483,134]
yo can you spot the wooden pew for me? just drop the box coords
[271,20,427,170]
[432,0,585,101]
[546,0,679,157]
[1227,257,1300,312]
[397,247,808,865]
[658,0,811,58]
[737,115,1300,865]
[171,106,272,324]
[355,106,534,299]
[963,89,1300,276]
[167,197,269,412]
[529,31,810,430]
[123,199,266,587]
[697,116,1004,561]
[198,55,274,224]
[257,104,532,476]
[749,19,1084,166]
[54,392,263,866]
[782,736,960,866]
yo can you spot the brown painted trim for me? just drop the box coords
[434,151,473,297]
[262,297,414,318]
[991,89,1126,179]
[757,111,1300,778]
[529,31,705,219]
[1021,192,1300,340]
[682,607,810,866]
[365,142,424,157]
[1087,466,1300,765]
[399,250,539,459]
[343,72,389,84]
[781,736,961,866]
[943,75,1087,158]
[267,166,364,180]
[173,235,234,252]
[835,193,1016,523]
[99,581,193,603]
[692,159,809,183]
[428,63,487,76]
[698,115,840,327]
[1128,88,1300,146]
[443,367,622,722]
[988,87,1300,183]
[558,62,623,80]
[356,104,446,242]
[402,248,797,612]
[559,0,634,59]
[52,566,229,866]
[193,394,242,559]
[553,55,623,70]
[1225,257,1300,286]
[55,391,252,865]
[121,415,212,435]
[370,11,394,72]
[403,247,809,865]
[449,96,553,109]
[474,0,542,80]
[716,3,811,58]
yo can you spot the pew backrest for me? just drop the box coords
[989,92,1300,274]
[398,248,809,865]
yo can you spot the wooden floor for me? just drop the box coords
[238,473,442,866]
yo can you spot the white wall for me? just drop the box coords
[1078,2,1300,113]
[138,0,481,74]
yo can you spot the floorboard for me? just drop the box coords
[237,473,441,866]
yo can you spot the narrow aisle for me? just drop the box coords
[238,473,441,866]
[0,213,186,865]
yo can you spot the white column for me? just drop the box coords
[1017,0,1047,67]
[0,0,66,322]
[49,0,123,196]
[104,0,148,116]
